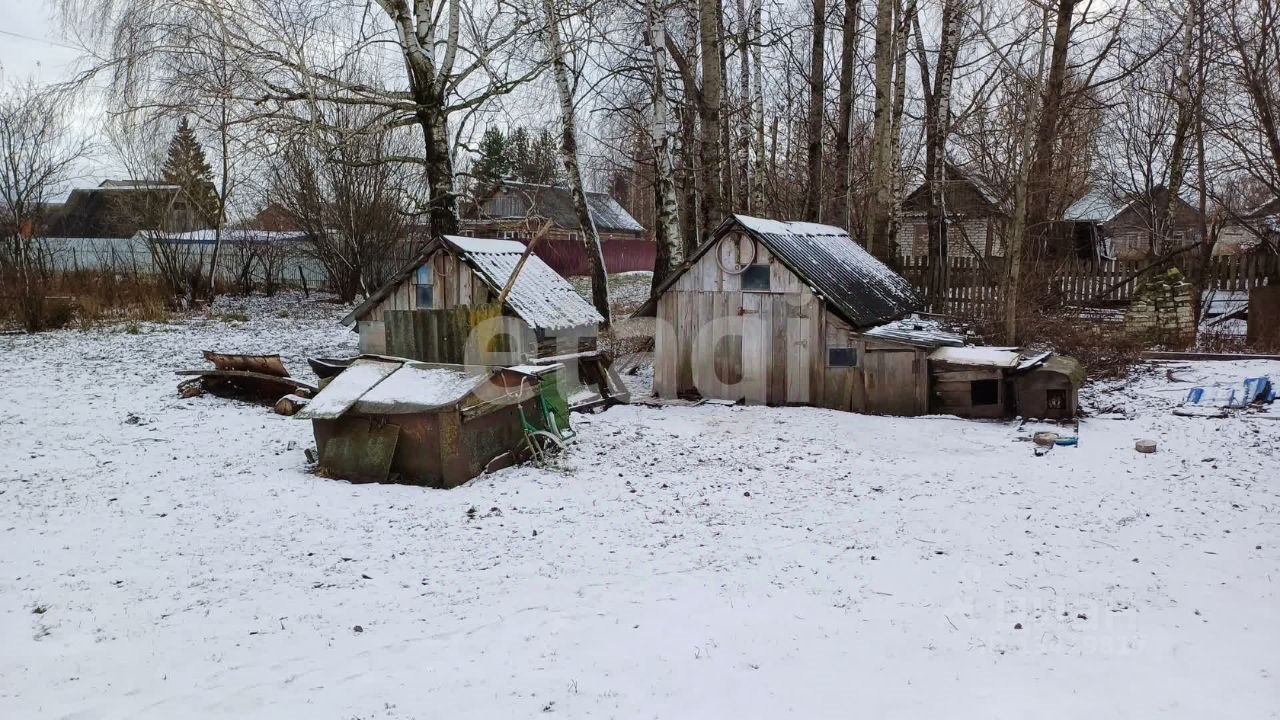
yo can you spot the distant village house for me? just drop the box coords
[462,180,652,276]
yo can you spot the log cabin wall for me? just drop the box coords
[653,230,928,414]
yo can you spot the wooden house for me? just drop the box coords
[461,180,654,275]
[1062,186,1202,260]
[635,215,938,414]
[1009,354,1084,420]
[926,346,1022,419]
[898,164,1007,259]
[342,235,603,362]
[46,179,209,238]
[1216,197,1280,256]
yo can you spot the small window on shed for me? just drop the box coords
[828,347,859,367]
[414,264,434,308]
[742,264,771,292]
[971,378,999,406]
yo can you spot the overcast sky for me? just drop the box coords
[0,0,82,85]
[1,0,116,195]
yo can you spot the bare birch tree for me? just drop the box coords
[543,0,611,326]
[646,0,685,293]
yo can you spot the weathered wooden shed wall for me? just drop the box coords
[929,362,1009,419]
[653,230,929,414]
[1011,371,1079,420]
[357,249,496,354]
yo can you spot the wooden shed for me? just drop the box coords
[635,215,932,414]
[1009,354,1084,420]
[297,358,555,487]
[926,347,1084,420]
[342,235,603,363]
[927,346,1022,419]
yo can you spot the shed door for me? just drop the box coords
[741,293,768,404]
[864,350,920,415]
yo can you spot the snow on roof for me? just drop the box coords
[1064,190,1124,222]
[141,229,309,244]
[443,235,528,255]
[928,346,1022,368]
[728,214,921,328]
[1243,197,1280,219]
[442,235,603,331]
[353,364,485,414]
[297,359,401,420]
[488,181,646,234]
[864,316,966,347]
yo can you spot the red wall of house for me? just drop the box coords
[535,234,656,276]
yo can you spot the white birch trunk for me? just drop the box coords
[543,0,611,326]
[647,0,684,292]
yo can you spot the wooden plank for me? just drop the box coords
[769,294,788,404]
[810,303,826,407]
[850,337,868,412]
[1142,350,1280,361]
[934,369,1003,382]
[691,292,715,397]
[786,296,811,404]
[745,293,769,404]
[722,291,745,400]
[654,292,674,397]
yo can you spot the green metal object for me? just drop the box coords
[515,374,576,462]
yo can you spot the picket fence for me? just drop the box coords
[898,253,1279,318]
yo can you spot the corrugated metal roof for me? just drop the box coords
[730,215,922,328]
[864,316,966,347]
[442,236,603,331]
[1064,190,1125,222]
[485,181,645,233]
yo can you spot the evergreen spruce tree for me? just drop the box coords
[161,117,220,228]
[471,127,511,189]
[528,129,563,185]
[506,127,532,182]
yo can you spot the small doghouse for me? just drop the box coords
[297,358,560,487]
[928,347,1083,420]
[927,346,1022,419]
[1010,354,1084,420]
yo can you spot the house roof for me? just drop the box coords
[479,180,645,234]
[635,214,921,329]
[343,235,603,331]
[46,184,186,238]
[1064,190,1126,222]
[1243,197,1280,219]
[901,162,1004,216]
[864,316,966,347]
[297,358,526,418]
[141,229,310,245]
[1065,186,1199,225]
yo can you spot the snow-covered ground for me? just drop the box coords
[2,294,1278,719]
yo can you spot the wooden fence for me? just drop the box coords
[898,254,1279,318]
